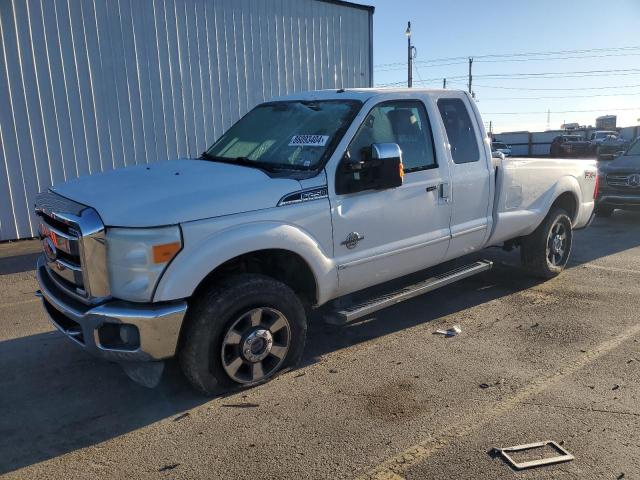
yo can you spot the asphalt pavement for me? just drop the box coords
[1,212,639,479]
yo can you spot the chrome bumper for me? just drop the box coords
[36,256,187,362]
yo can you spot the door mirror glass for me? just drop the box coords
[338,143,404,194]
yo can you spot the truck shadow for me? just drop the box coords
[1,212,638,474]
[0,252,40,275]
[0,260,535,474]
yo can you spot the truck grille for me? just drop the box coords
[607,173,640,189]
[35,191,110,304]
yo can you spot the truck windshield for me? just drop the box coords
[204,100,361,171]
[625,139,640,156]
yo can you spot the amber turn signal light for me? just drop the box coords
[152,242,181,264]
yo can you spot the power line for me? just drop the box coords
[376,69,640,88]
[480,91,640,101]
[472,68,640,79]
[445,82,640,91]
[474,52,640,64]
[374,45,640,68]
[483,106,640,115]
[374,52,640,72]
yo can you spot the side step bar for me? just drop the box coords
[333,260,493,324]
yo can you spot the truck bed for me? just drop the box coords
[487,157,597,247]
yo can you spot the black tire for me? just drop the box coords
[594,205,614,217]
[179,274,307,395]
[521,207,573,279]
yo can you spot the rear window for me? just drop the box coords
[437,98,480,164]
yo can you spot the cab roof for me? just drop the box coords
[270,88,465,103]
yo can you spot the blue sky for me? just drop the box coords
[365,0,640,132]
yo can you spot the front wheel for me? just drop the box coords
[179,274,307,395]
[521,207,573,279]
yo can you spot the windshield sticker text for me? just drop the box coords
[289,135,329,147]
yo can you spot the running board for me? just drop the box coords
[333,260,493,324]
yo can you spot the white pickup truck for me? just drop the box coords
[35,89,597,394]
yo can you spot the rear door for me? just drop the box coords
[435,95,492,259]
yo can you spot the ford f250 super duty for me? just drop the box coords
[34,89,597,394]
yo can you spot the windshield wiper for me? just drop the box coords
[200,152,310,172]
[200,153,282,173]
[200,151,216,161]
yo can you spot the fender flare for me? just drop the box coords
[529,175,582,231]
[153,221,338,305]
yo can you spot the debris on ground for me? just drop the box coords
[159,463,180,472]
[612,384,620,390]
[434,325,461,337]
[173,412,190,422]
[221,403,260,409]
[479,383,490,389]
[329,368,338,373]
[492,440,574,470]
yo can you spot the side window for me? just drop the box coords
[347,101,436,172]
[437,98,480,164]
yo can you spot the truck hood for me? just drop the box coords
[599,155,640,173]
[51,159,302,227]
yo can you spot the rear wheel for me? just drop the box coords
[179,274,307,395]
[521,207,573,279]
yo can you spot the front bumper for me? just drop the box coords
[36,256,187,362]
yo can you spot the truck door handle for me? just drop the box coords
[426,185,438,192]
[439,183,451,202]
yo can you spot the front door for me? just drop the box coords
[330,99,452,296]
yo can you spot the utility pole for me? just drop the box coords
[468,57,473,94]
[443,78,447,89]
[405,22,414,88]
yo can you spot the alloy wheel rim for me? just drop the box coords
[220,307,291,384]
[546,221,568,266]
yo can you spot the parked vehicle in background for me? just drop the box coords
[491,141,512,157]
[550,135,592,158]
[34,88,597,395]
[590,130,619,147]
[597,134,628,161]
[595,137,640,216]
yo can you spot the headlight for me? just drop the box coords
[106,226,182,302]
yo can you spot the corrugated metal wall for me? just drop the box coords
[0,0,373,241]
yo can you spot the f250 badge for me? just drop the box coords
[341,232,364,249]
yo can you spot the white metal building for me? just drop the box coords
[0,0,374,241]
